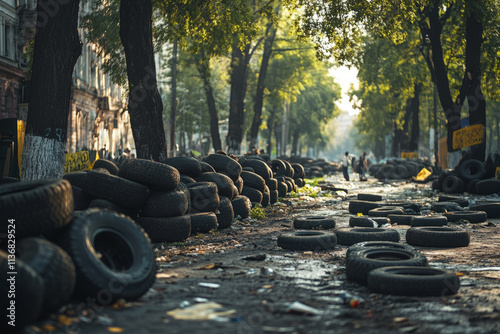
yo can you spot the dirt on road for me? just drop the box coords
[27,177,500,334]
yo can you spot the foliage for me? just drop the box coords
[249,205,266,219]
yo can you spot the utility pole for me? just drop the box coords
[433,83,439,168]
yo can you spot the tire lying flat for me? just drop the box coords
[277,231,336,251]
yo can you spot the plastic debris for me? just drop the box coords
[286,301,322,315]
[260,267,274,276]
[166,302,236,320]
[198,282,220,289]
[338,292,365,308]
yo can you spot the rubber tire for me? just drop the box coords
[216,196,234,229]
[189,212,218,233]
[89,199,138,218]
[72,186,92,211]
[180,175,197,185]
[346,241,414,258]
[348,200,382,215]
[368,206,405,217]
[406,226,470,247]
[136,215,191,243]
[232,195,252,219]
[387,214,420,226]
[118,158,180,191]
[293,216,336,230]
[261,191,270,207]
[476,179,500,195]
[466,179,480,194]
[277,231,337,251]
[196,172,236,199]
[367,266,460,296]
[346,248,428,285]
[57,209,157,302]
[456,159,485,181]
[203,154,242,182]
[200,161,216,173]
[443,210,487,223]
[438,195,469,207]
[241,159,272,180]
[241,186,263,204]
[335,228,400,246]
[270,190,279,204]
[162,157,202,178]
[0,250,44,331]
[265,178,278,191]
[349,216,390,227]
[431,201,463,213]
[234,177,244,194]
[410,216,448,227]
[291,163,305,179]
[277,181,287,198]
[0,179,74,238]
[140,189,189,218]
[357,194,383,202]
[16,238,76,313]
[80,170,150,209]
[93,159,119,175]
[271,159,287,176]
[470,202,500,218]
[442,175,465,194]
[187,182,220,212]
[240,170,266,192]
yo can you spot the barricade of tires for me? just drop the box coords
[0,179,157,332]
[369,158,436,180]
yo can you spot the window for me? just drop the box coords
[4,24,11,59]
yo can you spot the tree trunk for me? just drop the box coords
[170,38,178,157]
[266,109,275,155]
[464,9,486,161]
[291,129,299,156]
[409,83,421,152]
[21,0,82,180]
[120,0,167,161]
[227,43,251,154]
[196,50,222,151]
[249,23,277,149]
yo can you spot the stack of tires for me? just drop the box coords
[271,159,297,197]
[433,159,495,195]
[240,157,275,208]
[0,179,157,332]
[291,163,306,188]
[369,158,435,180]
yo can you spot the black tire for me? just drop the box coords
[346,248,428,285]
[93,159,119,175]
[383,202,421,214]
[349,216,390,227]
[0,176,20,184]
[431,201,463,213]
[476,179,500,195]
[291,163,305,179]
[348,200,382,215]
[277,181,287,198]
[189,212,218,233]
[456,159,485,181]
[216,196,234,229]
[240,170,266,192]
[443,210,487,223]
[0,250,44,331]
[346,241,414,258]
[357,193,383,202]
[410,215,448,227]
[57,209,157,302]
[200,161,216,173]
[234,177,244,194]
[118,158,180,190]
[63,171,87,187]
[0,179,74,238]
[438,195,469,207]
[232,195,252,219]
[271,159,287,176]
[241,159,272,180]
[466,179,480,194]
[277,231,336,251]
[335,228,400,246]
[437,169,455,191]
[140,189,189,217]
[470,202,500,218]
[368,206,405,217]
[203,154,242,182]
[406,226,470,247]
[265,178,278,191]
[162,157,202,178]
[270,190,279,204]
[442,175,465,194]
[283,160,295,178]
[187,181,219,212]
[241,186,263,204]
[294,178,305,188]
[367,266,460,296]
[261,191,270,207]
[387,214,420,226]
[180,175,197,185]
[293,216,336,230]
[136,215,191,243]
[196,172,236,199]
[432,180,440,191]
[16,238,76,313]
[72,185,92,211]
[80,170,150,209]
[89,199,138,218]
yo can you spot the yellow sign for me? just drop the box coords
[64,151,93,174]
[415,167,432,181]
[452,124,485,150]
[496,167,500,180]
[17,120,26,178]
[401,152,418,159]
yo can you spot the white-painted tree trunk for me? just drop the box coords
[21,134,66,180]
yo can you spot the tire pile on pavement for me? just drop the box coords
[289,156,340,178]
[276,192,484,296]
[369,158,436,180]
[0,154,307,331]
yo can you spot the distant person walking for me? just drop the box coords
[358,151,367,180]
[341,151,351,181]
